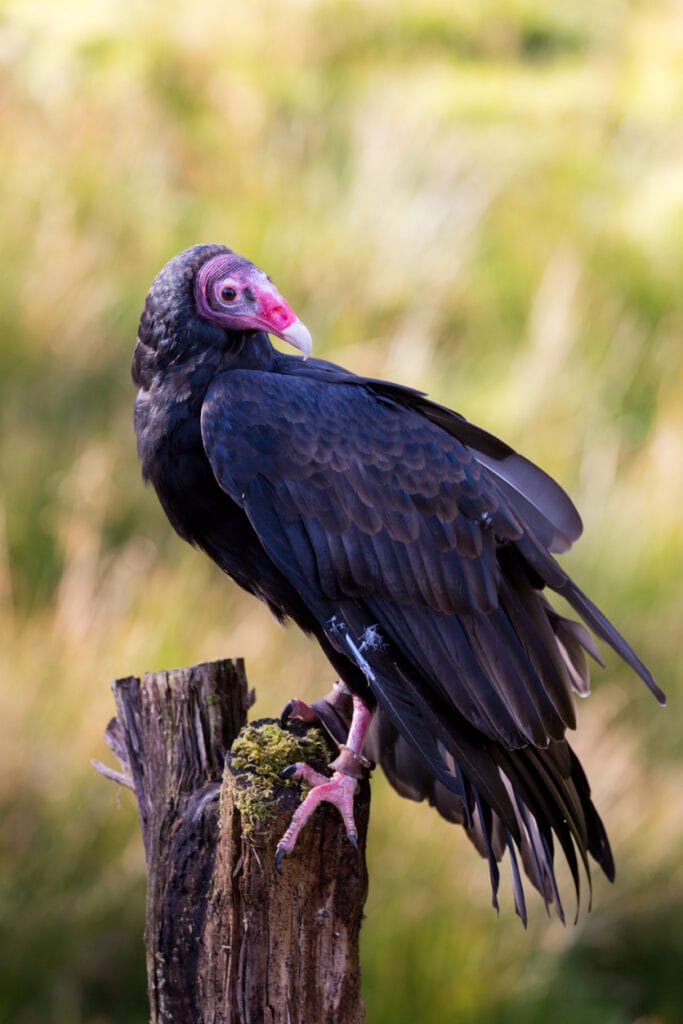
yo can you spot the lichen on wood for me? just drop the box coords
[226,718,331,835]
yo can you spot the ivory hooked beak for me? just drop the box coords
[279,318,312,360]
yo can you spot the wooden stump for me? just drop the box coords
[95,659,370,1024]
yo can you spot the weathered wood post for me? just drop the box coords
[95,659,370,1024]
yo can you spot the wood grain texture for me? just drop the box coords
[99,659,370,1024]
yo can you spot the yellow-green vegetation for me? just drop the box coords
[227,722,330,835]
[1,1,682,1022]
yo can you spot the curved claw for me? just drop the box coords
[280,700,295,729]
[280,697,319,729]
[276,770,360,862]
[276,692,373,867]
[274,845,286,874]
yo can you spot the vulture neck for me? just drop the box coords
[132,324,279,478]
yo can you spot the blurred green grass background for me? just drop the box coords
[1,1,682,1021]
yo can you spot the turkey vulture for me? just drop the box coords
[133,243,664,923]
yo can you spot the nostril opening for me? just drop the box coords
[258,292,294,330]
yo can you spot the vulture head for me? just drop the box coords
[194,248,312,358]
[136,244,312,375]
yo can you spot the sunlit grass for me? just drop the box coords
[2,0,683,1021]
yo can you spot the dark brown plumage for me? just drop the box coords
[133,244,664,923]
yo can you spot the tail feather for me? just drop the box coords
[317,501,660,922]
[504,827,528,926]
[366,704,610,922]
[559,577,665,705]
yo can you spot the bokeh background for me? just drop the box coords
[2,1,682,1021]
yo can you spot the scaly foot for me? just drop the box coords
[275,692,374,870]
[275,767,360,871]
[280,680,354,745]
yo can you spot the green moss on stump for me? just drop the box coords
[226,721,331,836]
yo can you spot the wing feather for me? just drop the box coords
[199,363,659,917]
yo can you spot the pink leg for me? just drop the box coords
[275,693,373,870]
[344,694,372,758]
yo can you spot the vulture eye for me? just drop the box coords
[220,285,238,303]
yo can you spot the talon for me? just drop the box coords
[275,845,286,873]
[280,697,319,728]
[276,770,361,858]
[280,700,295,729]
[276,692,373,861]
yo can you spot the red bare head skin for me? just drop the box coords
[194,252,312,358]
